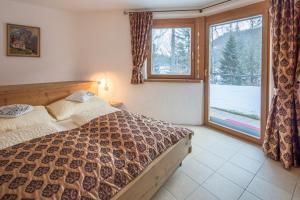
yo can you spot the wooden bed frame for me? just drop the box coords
[0,81,98,106]
[0,81,192,200]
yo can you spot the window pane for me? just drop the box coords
[151,28,192,75]
[208,15,263,138]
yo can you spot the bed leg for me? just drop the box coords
[188,146,192,153]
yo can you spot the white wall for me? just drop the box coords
[0,0,80,85]
[0,1,205,125]
[76,11,204,125]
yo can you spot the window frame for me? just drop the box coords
[203,1,270,144]
[146,18,197,81]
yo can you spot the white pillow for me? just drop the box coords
[71,105,120,126]
[0,122,63,150]
[0,104,33,118]
[46,96,109,121]
[0,106,55,133]
[66,90,95,103]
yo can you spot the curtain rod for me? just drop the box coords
[123,0,232,15]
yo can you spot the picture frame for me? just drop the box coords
[6,23,40,57]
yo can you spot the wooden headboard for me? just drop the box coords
[0,81,98,106]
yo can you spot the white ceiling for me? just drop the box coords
[11,0,231,12]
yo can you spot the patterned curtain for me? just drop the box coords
[263,0,300,169]
[129,12,153,84]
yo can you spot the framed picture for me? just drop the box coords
[7,24,40,57]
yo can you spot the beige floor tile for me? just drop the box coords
[192,126,244,152]
[191,127,226,149]
[293,196,300,200]
[215,134,244,150]
[247,177,292,200]
[256,158,299,193]
[164,170,199,200]
[291,174,300,200]
[186,186,218,200]
[193,149,226,171]
[239,144,266,162]
[206,142,239,160]
[192,135,216,149]
[203,173,244,200]
[180,157,214,184]
[166,126,299,200]
[239,191,261,200]
[187,126,212,137]
[152,187,176,200]
[188,144,203,158]
[217,162,255,188]
[193,126,225,136]
[293,180,300,200]
[265,158,300,178]
[230,153,263,174]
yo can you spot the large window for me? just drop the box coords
[208,16,263,138]
[147,19,198,81]
[204,1,269,143]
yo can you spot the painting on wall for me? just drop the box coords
[7,24,40,57]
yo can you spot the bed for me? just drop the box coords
[0,81,192,200]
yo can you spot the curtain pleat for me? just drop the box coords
[263,0,300,168]
[129,12,153,84]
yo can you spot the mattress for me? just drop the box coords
[0,110,192,200]
[55,119,79,130]
[71,105,120,126]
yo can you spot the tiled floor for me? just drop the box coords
[152,126,300,200]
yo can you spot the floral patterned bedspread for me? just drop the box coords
[0,110,192,200]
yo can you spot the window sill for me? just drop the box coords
[144,79,203,83]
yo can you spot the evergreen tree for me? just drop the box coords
[175,28,191,74]
[219,34,242,85]
[243,47,260,86]
[170,28,176,71]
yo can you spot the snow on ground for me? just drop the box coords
[209,84,261,116]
